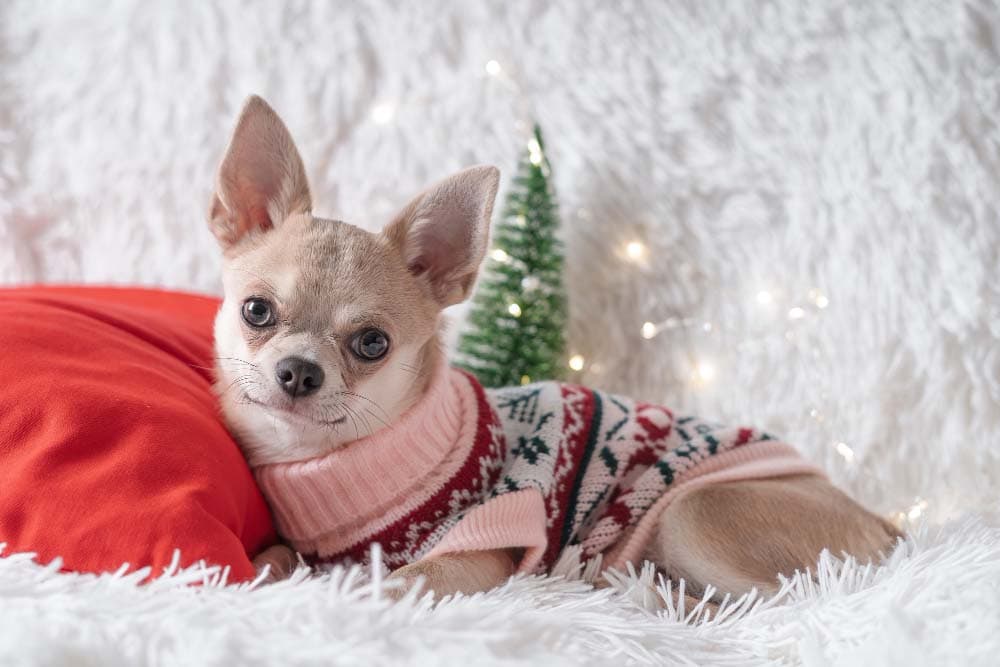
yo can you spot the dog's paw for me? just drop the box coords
[383,558,450,601]
[252,544,298,583]
[383,550,517,601]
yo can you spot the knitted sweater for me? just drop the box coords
[255,363,822,574]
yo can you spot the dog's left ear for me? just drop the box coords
[383,166,500,307]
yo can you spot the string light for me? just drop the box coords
[695,361,715,382]
[788,307,805,320]
[514,214,527,226]
[568,354,585,371]
[521,276,540,291]
[370,102,395,125]
[906,497,928,521]
[641,321,657,339]
[507,303,522,317]
[485,59,502,76]
[490,248,510,263]
[834,441,855,463]
[756,290,774,305]
[527,137,543,165]
[520,374,531,385]
[624,241,646,262]
[809,288,830,309]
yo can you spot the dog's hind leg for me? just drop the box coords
[649,474,902,600]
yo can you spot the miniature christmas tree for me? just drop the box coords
[457,125,568,387]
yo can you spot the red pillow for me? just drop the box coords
[0,286,275,581]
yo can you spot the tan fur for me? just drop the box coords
[252,544,299,583]
[215,96,900,603]
[651,474,902,599]
[210,96,499,466]
[384,549,517,600]
[209,96,312,247]
[385,476,900,602]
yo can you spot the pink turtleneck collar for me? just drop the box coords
[253,361,481,558]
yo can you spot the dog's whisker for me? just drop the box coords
[188,363,217,372]
[218,374,257,397]
[343,401,376,437]
[336,391,392,423]
[345,405,361,440]
[214,356,261,368]
[362,407,390,429]
[346,404,373,439]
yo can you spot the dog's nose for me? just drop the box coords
[275,357,324,398]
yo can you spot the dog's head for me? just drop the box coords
[210,96,499,466]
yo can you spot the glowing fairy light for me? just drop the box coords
[624,241,646,262]
[520,374,531,385]
[527,137,543,165]
[696,361,715,382]
[508,303,522,317]
[756,290,774,305]
[485,59,502,76]
[370,102,395,124]
[809,288,830,309]
[490,248,510,263]
[641,321,657,339]
[907,498,929,521]
[568,354,585,371]
[834,441,855,463]
[788,306,805,320]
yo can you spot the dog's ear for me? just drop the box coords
[208,95,312,248]
[383,166,499,307]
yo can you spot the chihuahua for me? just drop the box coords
[211,96,899,601]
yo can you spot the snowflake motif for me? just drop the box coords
[511,433,551,464]
[494,387,541,424]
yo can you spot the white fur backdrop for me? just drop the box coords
[3,1,1000,664]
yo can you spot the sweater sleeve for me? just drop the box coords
[423,488,550,574]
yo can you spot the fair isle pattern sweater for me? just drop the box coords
[255,364,821,574]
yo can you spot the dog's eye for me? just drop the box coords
[241,298,276,327]
[351,328,390,361]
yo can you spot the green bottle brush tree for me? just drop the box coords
[457,125,568,388]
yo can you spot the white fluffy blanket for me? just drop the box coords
[2,1,999,664]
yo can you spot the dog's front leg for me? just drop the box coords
[385,549,517,600]
[252,543,298,582]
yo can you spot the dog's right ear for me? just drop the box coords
[208,95,312,249]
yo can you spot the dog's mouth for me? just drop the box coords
[241,394,347,426]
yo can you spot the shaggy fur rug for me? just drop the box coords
[3,517,999,666]
[3,1,1000,664]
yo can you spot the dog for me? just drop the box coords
[211,95,900,602]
